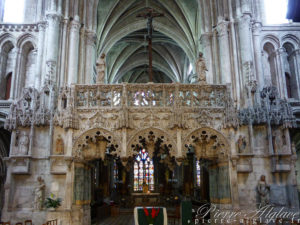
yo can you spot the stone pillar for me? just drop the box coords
[291,49,300,98]
[59,18,69,86]
[0,53,7,99]
[0,0,5,22]
[67,16,81,85]
[275,47,287,98]
[84,31,97,84]
[35,22,46,89]
[78,27,86,84]
[238,14,254,83]
[44,12,61,84]
[217,21,232,84]
[252,22,264,89]
[10,48,20,99]
[200,33,214,84]
[229,130,240,209]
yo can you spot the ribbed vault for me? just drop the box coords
[96,0,201,83]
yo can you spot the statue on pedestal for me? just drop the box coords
[96,53,106,84]
[257,175,270,207]
[34,176,45,210]
[55,134,64,155]
[237,135,247,153]
[142,179,149,194]
[195,52,208,84]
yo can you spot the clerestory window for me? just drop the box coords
[3,0,25,23]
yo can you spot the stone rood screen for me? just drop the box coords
[74,83,228,109]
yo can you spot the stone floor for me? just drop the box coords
[97,214,180,225]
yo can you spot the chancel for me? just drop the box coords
[0,0,300,225]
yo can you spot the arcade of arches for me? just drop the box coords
[0,0,300,225]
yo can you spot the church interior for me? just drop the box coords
[0,0,300,225]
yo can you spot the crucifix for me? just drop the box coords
[137,8,164,82]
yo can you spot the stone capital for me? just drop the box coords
[252,22,262,36]
[292,49,300,57]
[216,21,229,37]
[85,31,97,46]
[276,47,287,56]
[45,12,61,27]
[200,33,212,47]
[70,20,81,32]
[37,22,46,32]
[239,13,252,26]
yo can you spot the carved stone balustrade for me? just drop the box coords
[71,83,228,110]
[0,23,38,33]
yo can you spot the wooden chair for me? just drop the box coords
[24,221,32,225]
[0,222,10,225]
[168,205,180,225]
[15,223,22,225]
[46,219,57,225]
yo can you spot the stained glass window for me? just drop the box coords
[196,160,201,187]
[133,149,154,191]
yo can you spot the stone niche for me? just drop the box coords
[9,156,31,174]
[236,157,253,173]
[50,156,72,175]
[253,126,267,155]
[270,185,288,206]
[273,156,291,172]
[11,175,34,211]
[50,175,66,208]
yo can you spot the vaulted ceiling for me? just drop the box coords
[96,0,201,83]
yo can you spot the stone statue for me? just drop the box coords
[18,131,29,155]
[237,135,247,153]
[257,175,270,207]
[55,134,64,155]
[195,52,208,84]
[96,53,106,84]
[34,176,45,210]
[142,180,149,193]
[272,130,283,153]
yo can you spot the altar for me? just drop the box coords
[131,193,160,206]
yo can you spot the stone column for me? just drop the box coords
[0,0,5,22]
[59,18,69,86]
[35,22,46,89]
[275,48,287,98]
[78,27,86,84]
[238,14,254,83]
[217,21,232,84]
[44,12,61,84]
[10,48,20,99]
[252,22,264,89]
[0,53,7,99]
[200,33,214,84]
[84,31,97,84]
[291,49,300,98]
[67,16,81,85]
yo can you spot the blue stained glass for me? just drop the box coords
[133,149,154,191]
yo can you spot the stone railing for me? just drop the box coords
[73,83,228,109]
[0,23,38,32]
[0,100,12,109]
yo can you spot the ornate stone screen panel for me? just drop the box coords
[73,83,228,110]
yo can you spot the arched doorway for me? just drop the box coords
[0,128,11,221]
[72,127,179,224]
[71,126,232,224]
[183,128,231,221]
